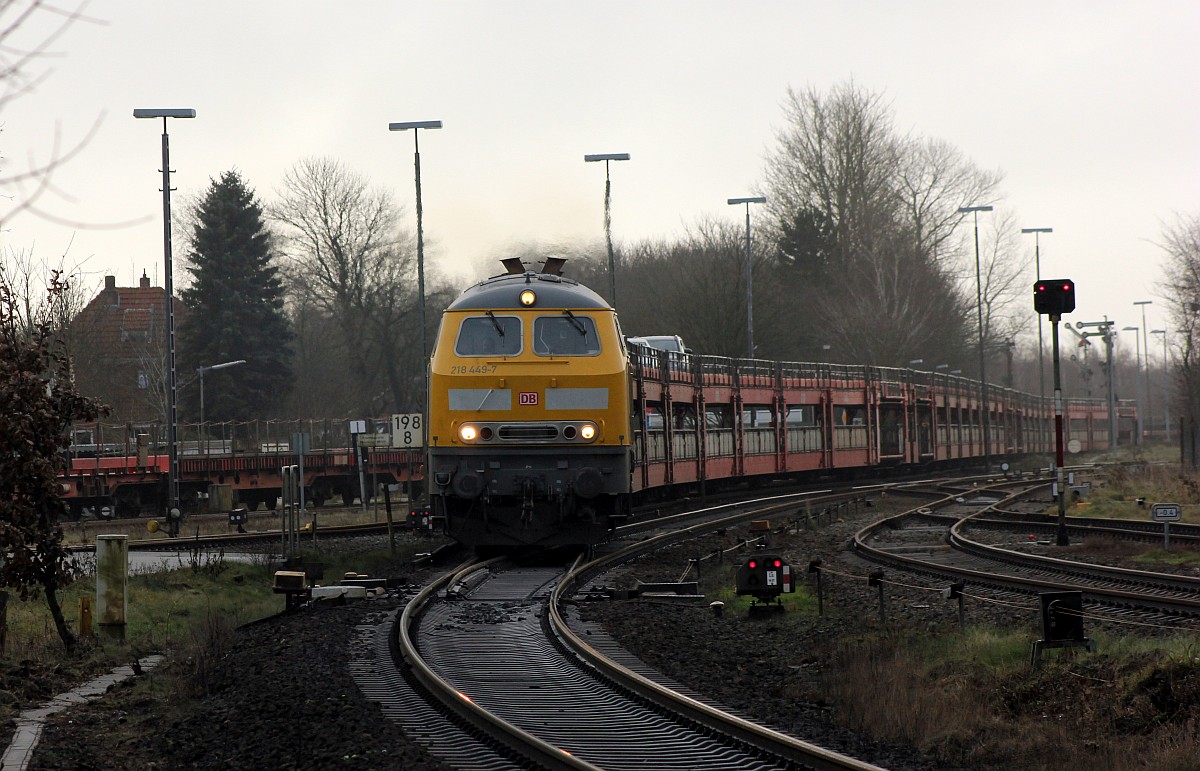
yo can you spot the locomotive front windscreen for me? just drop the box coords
[456,314,523,357]
[533,315,601,356]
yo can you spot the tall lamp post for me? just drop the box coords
[1152,328,1170,441]
[1021,227,1053,400]
[1134,300,1153,440]
[728,196,767,359]
[389,119,442,489]
[134,107,196,523]
[959,204,994,472]
[1123,325,1144,444]
[584,153,630,307]
[197,359,247,454]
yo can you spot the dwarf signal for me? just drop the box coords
[735,554,793,608]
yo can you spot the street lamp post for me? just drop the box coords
[1123,326,1144,444]
[197,360,247,455]
[1152,328,1170,441]
[959,205,994,472]
[134,107,196,524]
[389,119,442,501]
[728,196,767,359]
[1134,300,1152,440]
[584,153,630,307]
[1021,227,1053,401]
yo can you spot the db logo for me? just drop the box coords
[519,392,539,406]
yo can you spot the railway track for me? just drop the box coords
[852,479,1200,626]
[351,491,899,770]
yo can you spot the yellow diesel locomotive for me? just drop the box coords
[427,258,633,547]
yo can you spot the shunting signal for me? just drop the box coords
[735,554,793,609]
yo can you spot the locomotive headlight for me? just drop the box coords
[519,289,536,306]
[580,423,596,440]
[459,424,478,442]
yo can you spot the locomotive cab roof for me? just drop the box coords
[447,259,610,311]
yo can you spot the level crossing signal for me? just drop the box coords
[1033,279,1076,315]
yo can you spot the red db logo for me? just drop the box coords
[519,392,538,406]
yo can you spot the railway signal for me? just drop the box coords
[1034,277,1077,546]
[735,554,792,612]
[1033,279,1075,317]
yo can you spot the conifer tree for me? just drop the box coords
[180,170,292,422]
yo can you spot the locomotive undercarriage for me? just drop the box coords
[430,446,632,547]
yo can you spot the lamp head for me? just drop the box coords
[389,120,443,131]
[133,109,196,119]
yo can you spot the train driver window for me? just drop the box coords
[533,314,600,356]
[455,315,523,357]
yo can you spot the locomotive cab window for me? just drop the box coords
[534,313,601,356]
[455,314,523,357]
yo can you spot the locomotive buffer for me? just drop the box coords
[735,555,793,615]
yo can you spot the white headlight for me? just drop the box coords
[580,423,596,440]
[459,425,478,442]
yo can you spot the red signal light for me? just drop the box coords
[748,560,758,569]
[773,559,782,568]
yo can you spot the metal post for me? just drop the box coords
[728,197,767,360]
[743,203,754,359]
[1052,317,1069,546]
[974,214,990,471]
[961,206,994,472]
[1123,326,1143,445]
[604,163,615,306]
[158,125,180,517]
[1153,330,1170,441]
[135,108,195,521]
[1136,301,1152,440]
[1104,321,1117,446]
[390,120,442,508]
[584,153,630,308]
[198,367,205,455]
[413,131,428,420]
[1036,238,1045,400]
[1022,228,1053,402]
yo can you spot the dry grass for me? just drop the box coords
[826,630,1200,769]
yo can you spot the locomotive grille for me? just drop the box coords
[498,425,559,440]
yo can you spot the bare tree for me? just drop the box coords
[762,81,977,368]
[897,137,1004,261]
[1160,212,1200,427]
[271,157,422,415]
[0,1,115,231]
[764,82,901,263]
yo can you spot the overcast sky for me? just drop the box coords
[2,1,1197,354]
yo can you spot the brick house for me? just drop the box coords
[69,272,185,433]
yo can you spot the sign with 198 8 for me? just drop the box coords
[392,413,423,448]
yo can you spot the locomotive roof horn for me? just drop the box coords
[540,256,566,276]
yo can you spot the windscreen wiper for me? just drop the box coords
[562,309,587,335]
[485,310,505,336]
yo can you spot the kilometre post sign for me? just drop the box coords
[1151,503,1181,522]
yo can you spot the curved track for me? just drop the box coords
[386,495,891,770]
[852,480,1200,624]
